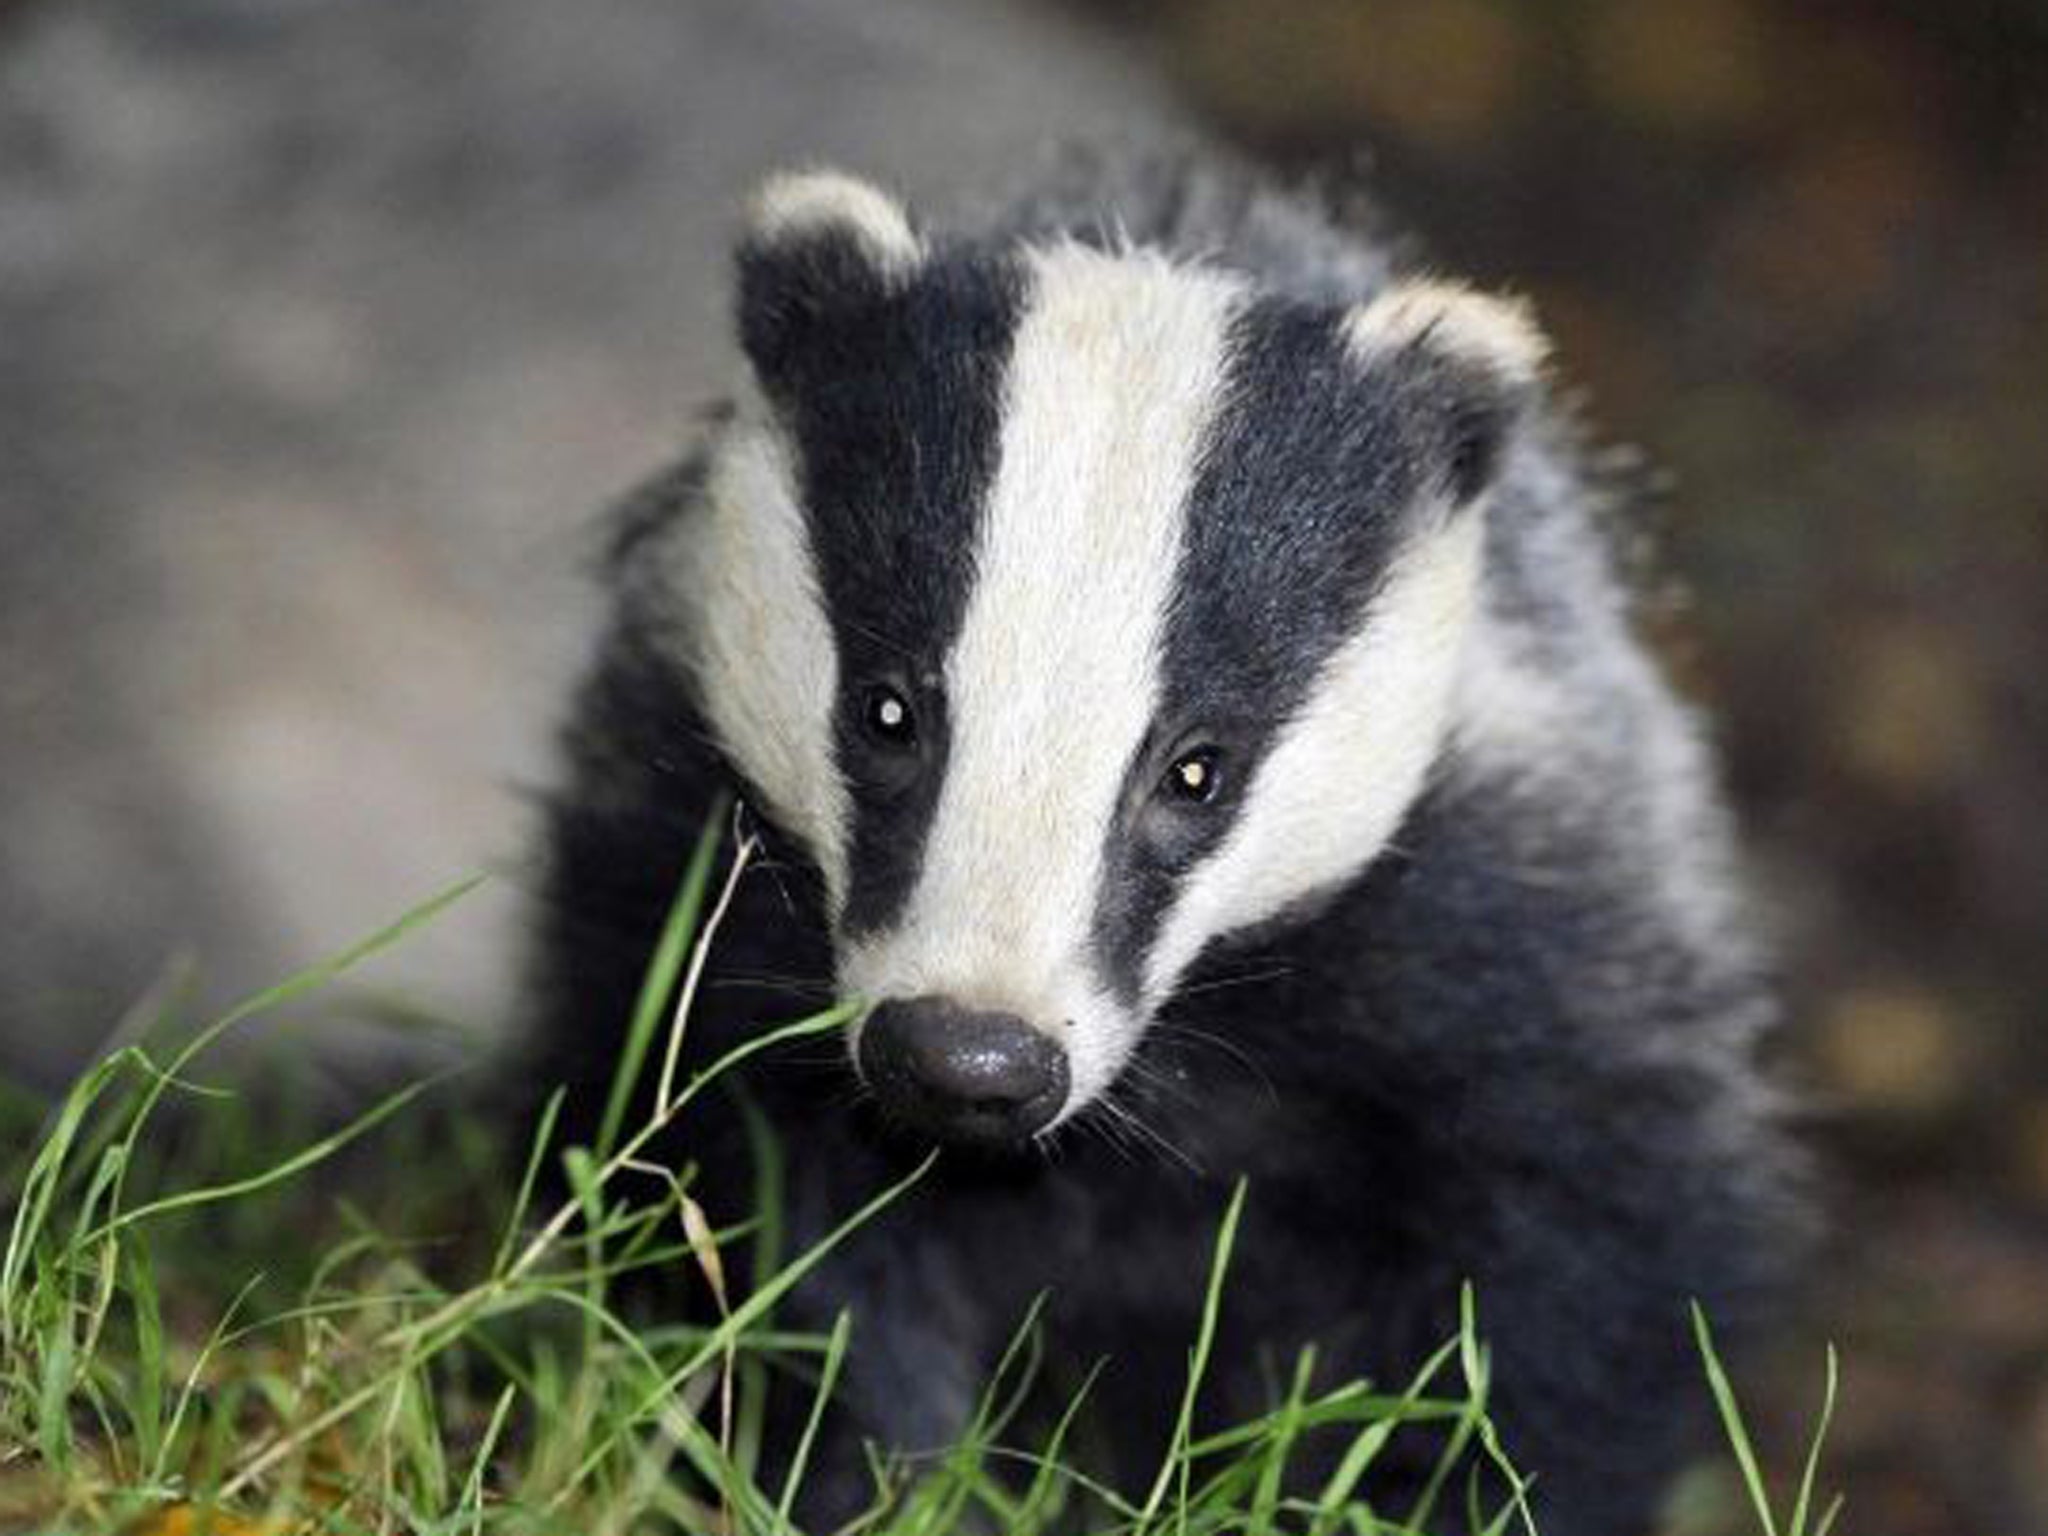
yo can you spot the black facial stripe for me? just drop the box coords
[746,247,1025,938]
[1091,296,1434,1001]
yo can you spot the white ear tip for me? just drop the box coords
[746,169,922,271]
[1345,280,1550,384]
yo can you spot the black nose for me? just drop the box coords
[858,998,1070,1147]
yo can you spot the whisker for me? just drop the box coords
[1148,1021,1277,1100]
[1095,1091,1202,1177]
[1173,963,1295,999]
[703,973,836,1002]
[1117,1055,1195,1113]
[1079,1106,1137,1166]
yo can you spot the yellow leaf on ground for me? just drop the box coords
[119,1505,284,1536]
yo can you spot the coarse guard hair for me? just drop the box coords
[524,154,1803,1536]
[676,168,1549,1127]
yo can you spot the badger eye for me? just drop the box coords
[862,685,917,747]
[1163,747,1223,805]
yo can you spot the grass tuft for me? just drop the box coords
[1692,1301,1843,1536]
[0,815,1838,1535]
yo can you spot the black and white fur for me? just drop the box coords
[526,156,1799,1535]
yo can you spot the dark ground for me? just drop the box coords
[3,0,2045,1530]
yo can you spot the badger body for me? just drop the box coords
[527,157,1797,1534]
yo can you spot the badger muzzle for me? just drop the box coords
[858,998,1070,1148]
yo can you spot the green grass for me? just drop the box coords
[0,818,1838,1535]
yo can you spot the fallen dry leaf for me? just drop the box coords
[118,1507,284,1536]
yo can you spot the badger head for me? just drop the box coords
[669,170,1547,1151]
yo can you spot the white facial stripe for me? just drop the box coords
[672,411,851,907]
[839,242,1243,1114]
[1144,508,1485,1000]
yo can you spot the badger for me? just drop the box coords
[525,155,1799,1535]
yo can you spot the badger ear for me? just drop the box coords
[1342,280,1549,509]
[736,169,925,390]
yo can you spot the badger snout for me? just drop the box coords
[858,998,1070,1147]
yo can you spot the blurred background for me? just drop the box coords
[1,0,2043,1530]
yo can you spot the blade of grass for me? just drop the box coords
[1786,1343,1839,1536]
[1138,1177,1247,1528]
[776,1308,853,1534]
[90,876,484,1275]
[545,1148,937,1510]
[125,1239,167,1474]
[1403,1286,1492,1535]
[3,1047,146,1336]
[1310,1335,1459,1532]
[152,1271,267,1486]
[461,1383,519,1534]
[1248,1347,1318,1535]
[1692,1300,1777,1536]
[491,1085,564,1280]
[1012,1359,1107,1532]
[1460,1284,1537,1536]
[36,1325,76,1474]
[83,1074,448,1244]
[655,806,756,1115]
[594,803,727,1162]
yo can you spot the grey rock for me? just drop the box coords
[0,0,1177,1080]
